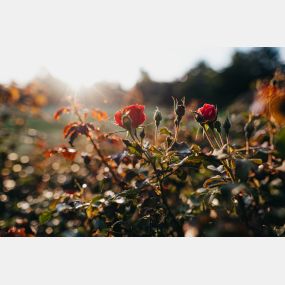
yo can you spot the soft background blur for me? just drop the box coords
[1,47,284,108]
[0,2,284,103]
[1,1,285,141]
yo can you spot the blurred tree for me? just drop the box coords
[217,47,284,106]
[30,48,285,109]
[135,69,174,106]
[173,61,221,105]
[136,48,285,108]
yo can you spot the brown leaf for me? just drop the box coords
[54,107,71,120]
[43,146,77,160]
[91,109,108,121]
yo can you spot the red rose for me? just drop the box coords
[197,103,217,123]
[114,104,146,129]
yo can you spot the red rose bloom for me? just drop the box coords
[197,103,217,123]
[114,104,146,129]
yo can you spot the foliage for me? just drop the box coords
[1,71,285,237]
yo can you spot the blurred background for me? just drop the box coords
[2,0,285,238]
[1,2,284,110]
[2,47,285,108]
[1,1,285,141]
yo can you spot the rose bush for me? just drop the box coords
[1,72,285,237]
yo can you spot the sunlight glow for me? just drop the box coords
[0,1,284,89]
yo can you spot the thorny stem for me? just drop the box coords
[159,180,184,237]
[130,132,183,236]
[154,126,158,145]
[72,102,123,188]
[218,132,224,147]
[223,160,235,182]
[202,125,235,182]
[226,135,230,154]
[267,121,274,167]
[202,125,216,150]
[174,125,179,142]
[209,127,222,149]
[245,139,250,156]
[211,126,234,176]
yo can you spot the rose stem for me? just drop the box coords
[202,126,235,182]
[72,101,123,188]
[267,121,274,166]
[131,132,183,236]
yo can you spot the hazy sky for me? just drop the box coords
[0,1,284,89]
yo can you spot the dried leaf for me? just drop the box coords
[54,107,71,120]
[43,146,77,160]
[91,109,108,121]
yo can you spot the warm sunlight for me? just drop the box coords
[1,0,285,239]
[1,0,280,89]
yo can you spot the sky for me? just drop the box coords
[0,1,284,89]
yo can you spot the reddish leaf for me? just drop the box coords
[44,146,77,160]
[43,149,56,158]
[97,134,122,145]
[91,109,108,121]
[54,107,71,120]
[60,147,77,160]
[68,131,79,146]
[63,122,95,146]
[64,123,78,138]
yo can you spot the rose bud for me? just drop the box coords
[176,103,185,119]
[223,116,231,136]
[140,128,145,140]
[173,97,186,128]
[154,106,162,128]
[214,120,222,133]
[196,103,218,124]
[114,104,146,129]
[244,119,255,140]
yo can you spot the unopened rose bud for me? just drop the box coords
[176,102,186,119]
[244,120,254,140]
[214,120,222,133]
[154,107,162,128]
[223,116,231,136]
[140,128,145,140]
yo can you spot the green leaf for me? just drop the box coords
[86,205,99,219]
[203,175,228,188]
[249,158,263,165]
[235,159,257,182]
[276,127,285,159]
[159,127,172,136]
[128,146,142,157]
[176,169,187,180]
[49,198,60,211]
[39,211,52,225]
[168,141,191,156]
[122,139,132,147]
[125,169,139,181]
[91,194,103,205]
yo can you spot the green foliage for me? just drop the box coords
[2,70,285,237]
